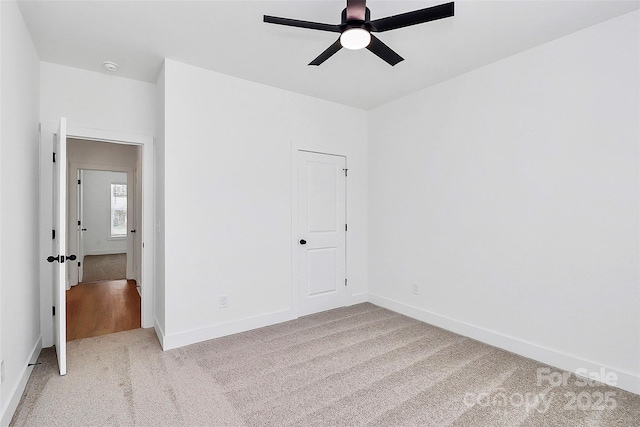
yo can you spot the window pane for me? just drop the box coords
[111,183,127,237]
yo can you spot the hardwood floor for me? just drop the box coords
[66,279,141,341]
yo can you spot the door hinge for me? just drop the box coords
[52,306,55,316]
[78,220,81,226]
[343,168,348,177]
[345,278,348,287]
[345,224,347,231]
[78,261,81,267]
[52,229,56,240]
[78,179,81,185]
[53,152,56,163]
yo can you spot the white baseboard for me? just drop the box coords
[161,309,295,351]
[84,250,126,256]
[368,293,640,396]
[1,337,42,427]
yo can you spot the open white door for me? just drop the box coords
[52,118,68,375]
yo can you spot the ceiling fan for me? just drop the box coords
[264,0,454,66]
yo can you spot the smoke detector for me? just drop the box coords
[103,61,119,72]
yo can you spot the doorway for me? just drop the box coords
[77,169,129,283]
[41,120,154,375]
[65,140,142,341]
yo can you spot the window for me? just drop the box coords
[110,183,127,237]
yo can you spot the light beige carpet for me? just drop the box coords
[81,253,126,283]
[10,303,640,426]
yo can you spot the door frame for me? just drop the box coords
[77,169,84,283]
[39,125,155,347]
[291,145,348,319]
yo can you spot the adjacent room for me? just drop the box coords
[1,0,638,425]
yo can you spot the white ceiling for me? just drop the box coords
[18,0,640,110]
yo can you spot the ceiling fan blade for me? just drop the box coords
[309,39,343,66]
[346,0,367,21]
[369,2,454,32]
[367,35,404,66]
[264,15,341,33]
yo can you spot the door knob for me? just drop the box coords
[130,229,136,233]
[299,239,307,245]
[81,228,87,231]
[46,254,76,263]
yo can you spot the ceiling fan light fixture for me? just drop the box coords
[340,28,371,50]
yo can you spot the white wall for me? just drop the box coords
[40,62,155,137]
[0,0,3,416]
[81,170,128,256]
[159,59,367,348]
[39,63,155,346]
[368,11,640,394]
[0,1,42,424]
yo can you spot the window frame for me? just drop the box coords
[109,181,128,239]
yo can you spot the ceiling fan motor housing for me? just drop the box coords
[340,7,371,31]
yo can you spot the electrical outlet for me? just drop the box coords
[1,359,4,383]
[412,283,419,295]
[219,295,228,309]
